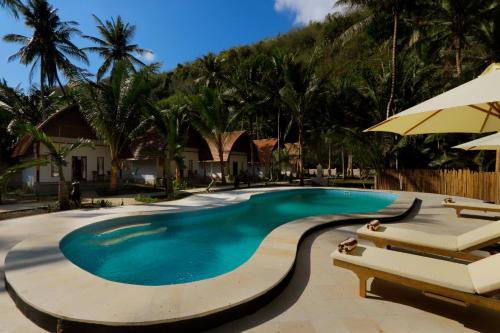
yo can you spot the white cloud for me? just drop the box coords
[141,51,155,62]
[274,0,340,25]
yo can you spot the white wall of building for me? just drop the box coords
[23,137,111,186]
[127,148,201,184]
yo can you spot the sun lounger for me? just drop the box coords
[357,222,500,261]
[332,245,500,311]
[443,200,500,217]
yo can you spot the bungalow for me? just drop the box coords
[253,138,278,178]
[12,106,112,190]
[202,131,258,180]
[126,128,212,185]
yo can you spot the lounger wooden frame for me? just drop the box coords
[443,201,500,218]
[333,259,500,311]
[358,232,500,262]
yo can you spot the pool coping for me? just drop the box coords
[4,188,418,332]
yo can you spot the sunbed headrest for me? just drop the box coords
[468,254,500,294]
[457,221,500,251]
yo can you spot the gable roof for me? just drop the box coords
[12,105,97,158]
[204,131,256,162]
[253,138,278,164]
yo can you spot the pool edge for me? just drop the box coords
[4,190,419,332]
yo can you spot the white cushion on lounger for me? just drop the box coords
[357,226,459,251]
[468,254,500,294]
[444,201,500,212]
[457,222,500,251]
[331,245,475,293]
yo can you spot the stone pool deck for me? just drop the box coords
[1,188,499,332]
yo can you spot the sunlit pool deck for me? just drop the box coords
[1,187,500,332]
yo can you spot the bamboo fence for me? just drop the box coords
[377,169,500,203]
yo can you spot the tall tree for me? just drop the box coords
[338,0,420,118]
[83,15,152,81]
[3,0,88,116]
[76,61,154,192]
[143,95,188,196]
[19,123,92,209]
[190,88,238,185]
[279,53,328,186]
[426,0,498,76]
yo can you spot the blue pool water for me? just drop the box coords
[60,189,397,286]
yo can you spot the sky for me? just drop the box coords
[0,0,339,88]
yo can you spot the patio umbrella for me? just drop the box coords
[454,132,500,151]
[365,68,500,135]
[365,63,500,170]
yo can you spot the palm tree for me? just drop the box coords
[20,123,92,209]
[83,15,152,81]
[473,14,500,64]
[196,53,227,89]
[143,95,188,196]
[425,0,498,76]
[0,79,56,126]
[76,61,154,192]
[279,53,328,186]
[226,53,270,179]
[338,0,423,117]
[0,0,21,16]
[3,0,88,118]
[190,88,238,185]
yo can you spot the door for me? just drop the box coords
[232,161,238,176]
[72,156,87,181]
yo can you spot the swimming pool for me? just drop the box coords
[60,189,398,286]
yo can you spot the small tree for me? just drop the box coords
[20,123,93,209]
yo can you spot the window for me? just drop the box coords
[97,157,104,176]
[51,162,59,177]
[188,160,194,171]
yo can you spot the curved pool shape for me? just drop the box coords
[60,189,397,286]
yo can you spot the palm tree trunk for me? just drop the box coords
[249,119,255,181]
[386,8,399,119]
[218,138,226,185]
[342,146,345,180]
[455,45,463,76]
[110,157,119,192]
[40,67,46,120]
[58,165,70,210]
[277,108,281,181]
[298,115,304,186]
[163,148,173,196]
[166,160,173,195]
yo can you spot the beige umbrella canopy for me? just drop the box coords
[365,67,500,135]
[454,132,500,151]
